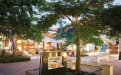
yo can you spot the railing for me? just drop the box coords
[25,68,40,75]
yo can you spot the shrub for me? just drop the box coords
[0,54,30,63]
[45,67,70,75]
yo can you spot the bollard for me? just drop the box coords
[67,60,72,69]
[101,65,113,75]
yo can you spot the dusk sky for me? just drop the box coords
[114,0,121,5]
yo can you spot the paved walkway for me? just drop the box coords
[68,54,120,75]
[0,56,40,75]
[0,54,120,75]
[0,72,4,75]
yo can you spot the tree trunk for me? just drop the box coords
[75,1,81,74]
[75,24,81,74]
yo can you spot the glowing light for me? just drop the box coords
[17,40,21,43]
[63,53,67,57]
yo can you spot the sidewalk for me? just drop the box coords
[0,72,4,75]
[0,54,120,75]
[67,54,120,75]
[0,59,40,75]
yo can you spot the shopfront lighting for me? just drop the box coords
[62,52,67,58]
[17,40,21,43]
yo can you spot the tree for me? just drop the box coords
[98,5,121,60]
[0,0,45,37]
[37,0,114,74]
[55,25,104,46]
[98,5,121,38]
[0,0,46,56]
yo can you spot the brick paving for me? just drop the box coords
[68,54,121,75]
[0,54,121,75]
[0,59,40,75]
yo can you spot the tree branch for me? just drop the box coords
[65,15,74,23]
[75,16,78,22]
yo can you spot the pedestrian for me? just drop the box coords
[35,49,39,54]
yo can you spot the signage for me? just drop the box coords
[48,56,62,63]
[48,56,63,69]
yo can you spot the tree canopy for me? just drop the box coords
[1,0,120,74]
[98,5,121,39]
[55,25,104,45]
[36,0,114,74]
[0,0,45,41]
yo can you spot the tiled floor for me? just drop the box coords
[0,54,120,75]
[0,72,4,75]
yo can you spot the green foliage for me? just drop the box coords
[55,25,104,46]
[37,14,59,31]
[22,25,43,43]
[0,54,30,63]
[55,25,75,43]
[0,0,46,41]
[38,0,114,74]
[98,5,121,38]
[45,67,97,75]
[66,72,73,75]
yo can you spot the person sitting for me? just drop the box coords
[35,49,39,54]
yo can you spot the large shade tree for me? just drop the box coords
[0,0,45,38]
[37,0,114,74]
[55,25,104,46]
[0,0,46,56]
[99,5,121,38]
[98,5,121,60]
